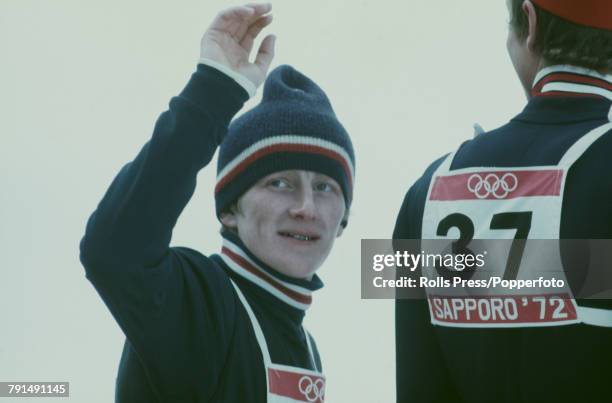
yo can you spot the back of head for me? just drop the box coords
[510,0,612,71]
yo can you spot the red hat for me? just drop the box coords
[532,0,612,30]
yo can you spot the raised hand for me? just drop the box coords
[200,3,275,89]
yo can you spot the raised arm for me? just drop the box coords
[80,3,275,273]
[78,5,275,399]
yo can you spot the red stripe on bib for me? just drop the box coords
[268,368,325,402]
[430,169,563,201]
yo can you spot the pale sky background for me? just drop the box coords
[1,1,525,402]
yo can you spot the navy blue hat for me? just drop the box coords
[215,65,355,225]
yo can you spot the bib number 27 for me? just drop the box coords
[436,211,532,280]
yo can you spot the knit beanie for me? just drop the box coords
[215,65,355,225]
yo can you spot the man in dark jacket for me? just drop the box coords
[80,4,354,402]
[394,1,611,402]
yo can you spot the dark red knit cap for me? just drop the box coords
[532,0,612,30]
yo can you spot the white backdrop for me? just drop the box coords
[1,1,524,402]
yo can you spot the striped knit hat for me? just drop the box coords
[215,65,355,225]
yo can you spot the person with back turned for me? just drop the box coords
[394,1,612,402]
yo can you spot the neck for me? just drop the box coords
[218,229,324,312]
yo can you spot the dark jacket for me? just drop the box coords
[394,67,612,403]
[80,65,322,403]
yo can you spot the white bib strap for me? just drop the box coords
[577,306,612,328]
[436,151,456,175]
[304,329,318,372]
[230,279,272,366]
[423,152,455,204]
[558,120,612,168]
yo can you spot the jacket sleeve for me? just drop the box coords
[79,65,248,400]
[393,169,462,403]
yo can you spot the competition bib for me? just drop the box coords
[421,121,612,328]
[230,280,325,402]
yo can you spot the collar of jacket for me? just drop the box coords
[217,229,324,312]
[514,65,612,125]
[531,64,612,99]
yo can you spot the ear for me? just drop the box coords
[522,0,538,51]
[336,211,349,237]
[220,210,238,230]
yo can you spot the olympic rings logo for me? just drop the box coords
[467,173,518,199]
[298,375,325,402]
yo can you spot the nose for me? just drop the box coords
[288,187,317,221]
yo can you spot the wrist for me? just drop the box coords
[198,57,257,98]
[179,64,250,136]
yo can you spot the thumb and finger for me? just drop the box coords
[239,14,273,53]
[254,34,276,74]
[209,6,254,35]
[211,3,271,38]
[235,4,276,78]
[204,3,276,86]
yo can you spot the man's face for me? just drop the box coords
[221,170,347,280]
[506,0,541,98]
